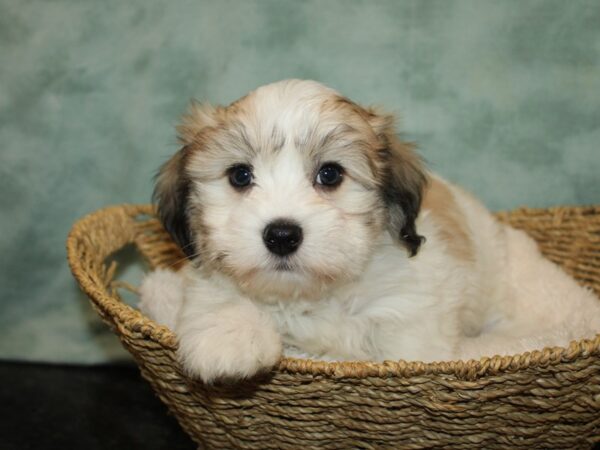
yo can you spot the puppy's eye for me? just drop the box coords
[316,163,343,187]
[228,164,253,189]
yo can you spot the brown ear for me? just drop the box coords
[153,101,220,257]
[153,146,194,256]
[368,109,428,256]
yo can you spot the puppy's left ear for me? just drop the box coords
[368,109,428,256]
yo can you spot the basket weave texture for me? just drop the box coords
[67,204,600,449]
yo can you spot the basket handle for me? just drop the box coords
[67,204,178,349]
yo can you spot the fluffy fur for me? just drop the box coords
[140,80,600,383]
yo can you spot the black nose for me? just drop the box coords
[263,220,303,256]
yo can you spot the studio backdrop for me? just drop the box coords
[1,0,599,363]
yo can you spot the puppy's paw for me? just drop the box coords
[176,303,282,383]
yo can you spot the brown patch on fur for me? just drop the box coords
[422,179,475,263]
[153,146,194,255]
[321,96,427,255]
[315,97,390,184]
[176,101,225,145]
[371,117,427,256]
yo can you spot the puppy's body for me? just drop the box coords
[259,177,490,362]
[140,80,600,382]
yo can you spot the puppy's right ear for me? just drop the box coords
[153,146,194,256]
[153,101,221,257]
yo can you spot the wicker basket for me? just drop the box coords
[67,204,600,449]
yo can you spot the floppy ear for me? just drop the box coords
[153,146,194,256]
[368,109,428,256]
[152,101,220,257]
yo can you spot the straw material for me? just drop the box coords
[67,204,600,449]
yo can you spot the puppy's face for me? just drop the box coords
[155,80,426,299]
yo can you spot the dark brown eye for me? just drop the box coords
[316,163,343,187]
[228,164,253,189]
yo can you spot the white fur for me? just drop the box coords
[174,267,282,381]
[138,268,184,330]
[138,80,600,383]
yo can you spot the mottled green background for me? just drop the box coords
[1,0,599,363]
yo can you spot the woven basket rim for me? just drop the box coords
[67,203,600,380]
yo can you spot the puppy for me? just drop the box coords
[139,79,600,383]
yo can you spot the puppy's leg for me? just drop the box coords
[138,268,185,330]
[500,226,600,340]
[175,277,282,383]
[458,225,600,360]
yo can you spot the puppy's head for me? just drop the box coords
[154,80,426,298]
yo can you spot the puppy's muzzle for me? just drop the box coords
[263,220,303,256]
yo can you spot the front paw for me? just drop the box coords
[176,304,282,383]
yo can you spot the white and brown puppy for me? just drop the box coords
[140,79,600,383]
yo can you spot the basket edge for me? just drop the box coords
[66,203,179,349]
[67,203,600,380]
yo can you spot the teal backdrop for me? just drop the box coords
[1,0,599,363]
